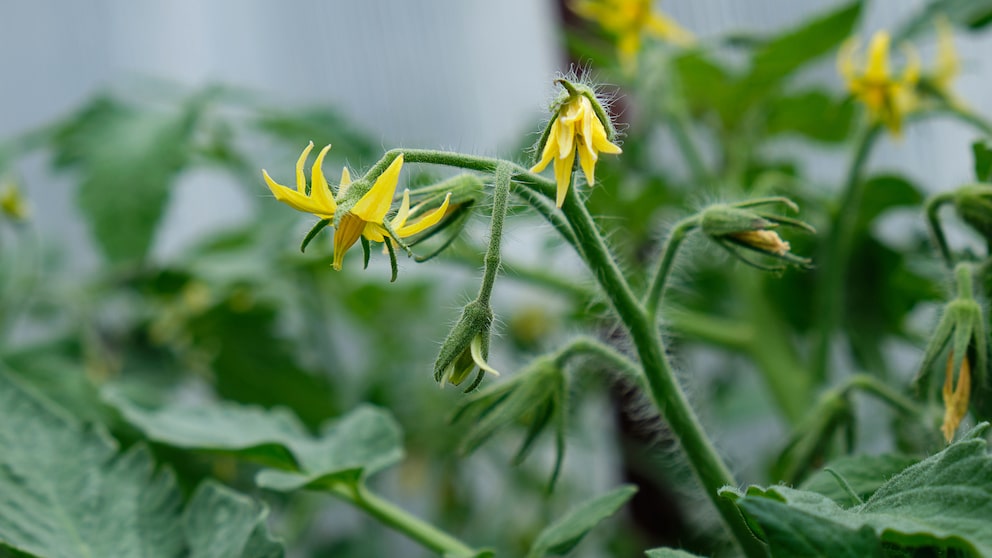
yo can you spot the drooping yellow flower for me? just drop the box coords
[263,144,451,271]
[941,352,971,443]
[573,0,693,70]
[838,31,920,136]
[932,17,960,104]
[531,93,622,208]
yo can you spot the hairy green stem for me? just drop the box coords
[559,192,765,558]
[644,217,698,323]
[811,124,881,383]
[554,335,646,390]
[476,164,511,307]
[330,483,476,557]
[843,374,921,417]
[925,192,956,269]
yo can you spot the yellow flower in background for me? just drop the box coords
[531,94,622,208]
[263,146,450,270]
[838,31,920,136]
[941,352,971,443]
[573,0,693,70]
[931,17,961,104]
[0,180,29,222]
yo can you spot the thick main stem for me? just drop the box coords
[560,192,764,558]
[331,483,476,557]
[811,124,881,382]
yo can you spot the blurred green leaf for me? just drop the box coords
[187,298,339,428]
[107,392,404,492]
[0,369,283,558]
[185,482,285,558]
[527,485,637,557]
[52,95,201,263]
[255,107,377,167]
[766,91,854,143]
[800,454,919,504]
[972,140,992,182]
[724,423,992,556]
[855,175,925,229]
[895,0,992,41]
[744,2,862,98]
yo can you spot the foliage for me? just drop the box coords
[2,1,992,557]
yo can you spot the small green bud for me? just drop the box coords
[699,197,814,271]
[952,183,992,242]
[434,301,499,391]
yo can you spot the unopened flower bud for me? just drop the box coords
[699,199,814,271]
[434,301,500,391]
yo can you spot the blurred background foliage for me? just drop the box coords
[3,0,992,557]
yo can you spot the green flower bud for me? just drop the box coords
[952,183,992,243]
[699,197,814,271]
[434,301,499,391]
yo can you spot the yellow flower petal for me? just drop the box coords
[865,32,891,82]
[396,193,452,238]
[578,141,598,187]
[295,141,314,194]
[263,170,335,218]
[351,155,404,223]
[339,166,353,197]
[554,147,577,208]
[310,144,336,215]
[941,353,972,443]
[332,212,366,270]
[531,119,560,174]
[390,189,413,230]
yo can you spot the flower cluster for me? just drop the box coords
[263,143,450,271]
[572,0,693,70]
[531,80,622,208]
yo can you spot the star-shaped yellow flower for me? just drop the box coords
[838,31,920,136]
[573,0,693,70]
[263,144,450,270]
[531,93,622,208]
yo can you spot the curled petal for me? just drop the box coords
[396,193,452,238]
[352,155,404,223]
[295,141,314,194]
[263,170,335,218]
[554,147,577,208]
[310,144,336,215]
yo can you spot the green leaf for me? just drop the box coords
[645,549,708,558]
[895,0,992,41]
[184,482,283,558]
[766,91,854,143]
[527,485,637,557]
[972,140,992,182]
[106,391,404,492]
[745,2,862,96]
[724,423,992,556]
[855,175,925,229]
[800,454,920,504]
[0,368,283,558]
[52,95,200,263]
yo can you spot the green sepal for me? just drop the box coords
[433,301,493,384]
[383,235,398,283]
[301,219,330,253]
[952,183,992,242]
[360,236,371,269]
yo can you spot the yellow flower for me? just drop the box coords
[531,93,622,208]
[573,0,693,70]
[263,144,451,270]
[0,180,29,222]
[941,352,971,443]
[931,17,960,104]
[838,31,920,136]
